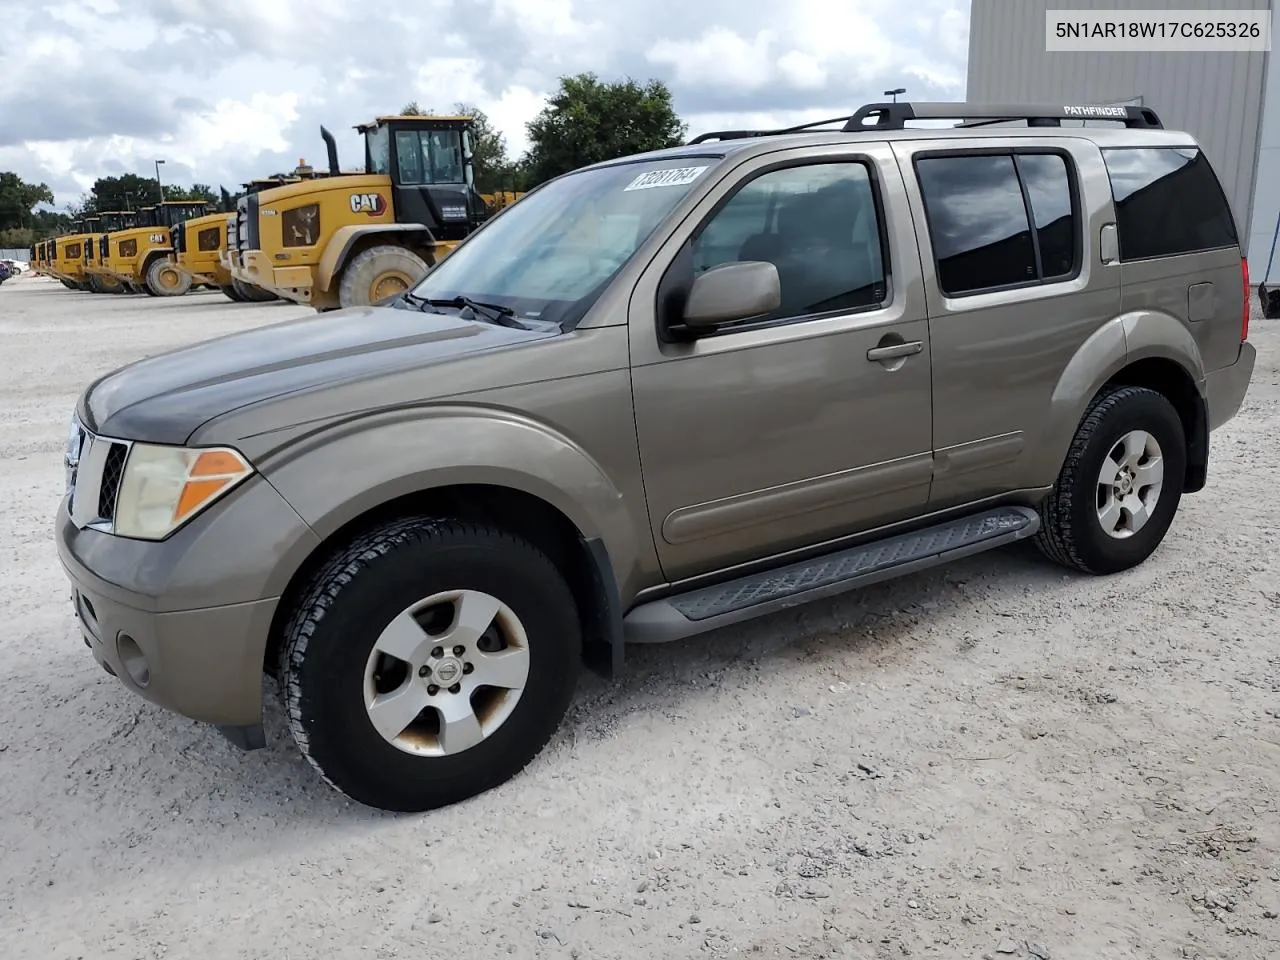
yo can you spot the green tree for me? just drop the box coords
[85,173,163,212]
[0,171,56,231]
[524,73,686,185]
[401,101,426,116]
[163,183,217,203]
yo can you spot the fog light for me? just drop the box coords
[116,633,150,688]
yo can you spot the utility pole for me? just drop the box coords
[154,159,166,202]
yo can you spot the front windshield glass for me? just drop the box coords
[101,213,125,231]
[410,156,720,325]
[366,125,391,175]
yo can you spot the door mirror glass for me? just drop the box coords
[683,260,781,329]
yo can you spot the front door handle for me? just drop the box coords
[866,340,923,362]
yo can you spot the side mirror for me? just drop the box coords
[683,260,781,330]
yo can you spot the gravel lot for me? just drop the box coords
[1,274,1278,960]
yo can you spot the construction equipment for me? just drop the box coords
[229,115,519,311]
[216,178,311,303]
[48,220,94,289]
[82,212,132,293]
[99,201,212,296]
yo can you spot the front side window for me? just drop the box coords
[691,161,887,323]
[366,125,391,175]
[410,157,720,326]
[1101,146,1237,260]
[915,151,1079,296]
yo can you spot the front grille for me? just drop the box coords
[97,443,127,520]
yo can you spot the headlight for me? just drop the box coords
[113,444,254,540]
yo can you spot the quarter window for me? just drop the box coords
[1101,147,1237,260]
[691,161,888,324]
[915,151,1079,296]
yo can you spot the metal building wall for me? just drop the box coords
[967,0,1273,257]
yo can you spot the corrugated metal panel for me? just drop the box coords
[1249,36,1280,280]
[967,0,1272,254]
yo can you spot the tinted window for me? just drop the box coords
[1016,153,1075,279]
[916,155,1036,294]
[1102,147,1237,260]
[691,161,887,322]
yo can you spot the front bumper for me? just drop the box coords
[1205,341,1257,431]
[56,474,321,738]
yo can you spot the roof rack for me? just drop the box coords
[687,100,1163,144]
[844,101,1163,131]
[687,114,856,144]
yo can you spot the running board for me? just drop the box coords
[623,506,1039,644]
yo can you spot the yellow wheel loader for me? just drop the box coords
[100,201,212,296]
[83,212,131,293]
[229,115,521,311]
[48,220,95,290]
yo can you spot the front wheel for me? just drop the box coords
[145,259,192,297]
[1036,385,1186,575]
[337,244,428,309]
[280,518,581,812]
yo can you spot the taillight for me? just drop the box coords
[1241,256,1250,342]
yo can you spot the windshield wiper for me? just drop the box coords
[419,295,526,329]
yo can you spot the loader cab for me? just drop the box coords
[154,201,212,228]
[357,115,485,242]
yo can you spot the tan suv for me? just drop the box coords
[57,101,1256,812]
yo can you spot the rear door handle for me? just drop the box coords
[866,340,923,362]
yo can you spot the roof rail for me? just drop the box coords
[843,101,1163,131]
[687,114,855,144]
[687,101,1163,145]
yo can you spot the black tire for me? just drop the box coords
[281,517,581,812]
[338,244,428,309]
[220,284,246,303]
[1036,385,1186,575]
[145,258,192,297]
[1261,282,1280,320]
[231,277,279,302]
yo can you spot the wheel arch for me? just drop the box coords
[263,482,624,685]
[1042,312,1209,493]
[317,224,434,293]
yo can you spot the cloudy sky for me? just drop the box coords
[0,0,970,209]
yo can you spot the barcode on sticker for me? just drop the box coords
[623,166,709,191]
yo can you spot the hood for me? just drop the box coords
[80,303,554,444]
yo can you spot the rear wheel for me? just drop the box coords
[280,517,581,812]
[220,284,246,303]
[145,259,192,297]
[1036,386,1186,575]
[230,277,279,302]
[337,245,428,310]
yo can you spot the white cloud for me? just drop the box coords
[0,0,971,207]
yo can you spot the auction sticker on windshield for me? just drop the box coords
[623,166,709,191]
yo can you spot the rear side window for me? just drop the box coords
[915,151,1080,296]
[1101,147,1237,260]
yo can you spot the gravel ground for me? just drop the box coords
[1,274,1278,960]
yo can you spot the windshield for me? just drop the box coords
[101,213,125,231]
[395,128,465,184]
[409,156,719,325]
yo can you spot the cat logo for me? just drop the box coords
[349,193,387,216]
[150,233,167,244]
